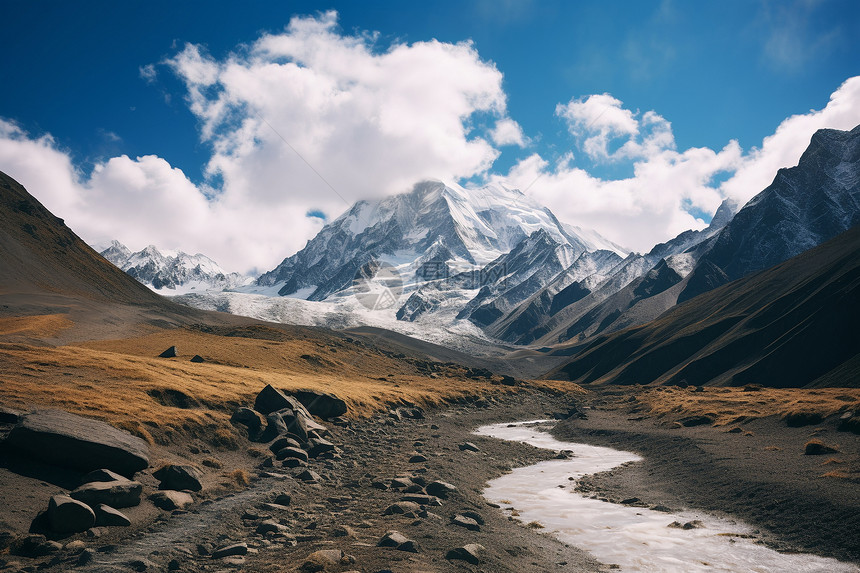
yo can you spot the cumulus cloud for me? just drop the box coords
[0,12,516,274]
[500,77,860,253]
[556,93,674,161]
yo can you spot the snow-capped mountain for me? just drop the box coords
[256,179,626,300]
[98,241,252,293]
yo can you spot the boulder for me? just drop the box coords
[6,409,150,476]
[425,480,457,499]
[254,385,313,417]
[446,543,485,565]
[153,464,203,492]
[458,442,480,452]
[275,447,309,462]
[47,495,96,533]
[300,549,344,571]
[290,389,348,419]
[189,355,205,363]
[212,542,248,559]
[378,530,420,552]
[94,504,131,527]
[383,501,421,516]
[158,346,177,358]
[231,407,266,435]
[81,468,128,485]
[408,454,427,463]
[11,534,62,557]
[269,436,302,452]
[0,406,21,424]
[149,490,193,510]
[452,514,480,531]
[71,480,143,508]
[296,469,322,483]
[399,494,442,506]
[307,438,336,458]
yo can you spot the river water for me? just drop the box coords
[476,420,859,573]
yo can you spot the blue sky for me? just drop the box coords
[1,1,859,272]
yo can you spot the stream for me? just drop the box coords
[476,420,859,573]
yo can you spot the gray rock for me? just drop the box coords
[190,355,205,363]
[408,454,427,463]
[149,490,193,510]
[12,534,62,557]
[159,346,177,358]
[47,494,96,533]
[458,442,480,452]
[0,406,21,424]
[231,407,266,434]
[446,543,486,564]
[81,468,128,485]
[300,548,343,571]
[127,558,158,571]
[6,409,150,476]
[71,480,143,508]
[94,504,131,527]
[307,438,336,458]
[256,519,289,535]
[378,530,420,552]
[212,542,248,559]
[282,458,307,468]
[461,510,485,525]
[390,477,414,489]
[452,514,480,531]
[425,480,457,499]
[153,464,203,492]
[383,501,421,515]
[296,469,322,482]
[269,436,302,452]
[274,493,292,506]
[400,494,442,506]
[254,385,313,417]
[290,389,348,419]
[275,446,309,462]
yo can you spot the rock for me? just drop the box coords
[153,464,203,492]
[446,543,486,565]
[377,530,420,552]
[149,490,193,510]
[77,547,96,565]
[71,480,143,508]
[783,412,824,427]
[190,355,205,363]
[0,406,21,424]
[400,494,442,506]
[296,469,322,483]
[231,407,266,434]
[390,477,414,489]
[678,415,714,427]
[254,384,313,417]
[804,440,838,455]
[269,436,302,452]
[256,519,289,535]
[81,468,128,485]
[290,389,348,419]
[212,542,248,559]
[47,495,96,533]
[451,514,480,531]
[300,549,344,571]
[425,480,457,499]
[408,454,427,463]
[458,442,480,452]
[94,504,131,527]
[837,411,860,434]
[383,501,421,515]
[277,446,310,462]
[159,346,177,358]
[127,558,158,571]
[282,458,307,469]
[332,525,356,537]
[461,510,484,525]
[307,438,336,458]
[6,409,150,476]
[274,493,292,506]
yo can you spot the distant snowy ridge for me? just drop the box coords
[97,240,252,294]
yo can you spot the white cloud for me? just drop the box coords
[555,93,675,161]
[499,77,860,253]
[0,12,516,275]
[489,118,527,146]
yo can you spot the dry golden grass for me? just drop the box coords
[820,470,850,479]
[0,324,582,445]
[627,386,860,426]
[0,314,73,337]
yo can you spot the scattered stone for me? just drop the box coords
[153,464,203,492]
[159,346,177,358]
[296,469,322,483]
[256,519,289,535]
[461,510,485,525]
[231,407,266,435]
[307,438,336,458]
[149,490,193,510]
[377,530,419,552]
[300,549,344,571]
[390,477,414,489]
[127,557,158,571]
[6,409,150,475]
[190,355,205,363]
[383,501,421,515]
[332,525,356,537]
[47,494,96,533]
[94,504,131,527]
[0,406,21,424]
[408,454,427,463]
[620,497,641,505]
[446,543,486,565]
[804,440,839,455]
[77,548,96,566]
[12,534,62,557]
[451,514,480,531]
[784,412,824,428]
[254,385,312,417]
[81,468,129,484]
[270,436,302,452]
[212,542,248,559]
[282,458,307,469]
[274,493,292,506]
[668,520,704,529]
[400,494,442,506]
[678,415,714,427]
[837,411,860,435]
[425,480,457,499]
[458,442,480,452]
[71,480,143,508]
[290,389,348,419]
[275,446,309,462]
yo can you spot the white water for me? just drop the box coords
[476,420,859,573]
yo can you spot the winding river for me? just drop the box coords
[476,420,859,573]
